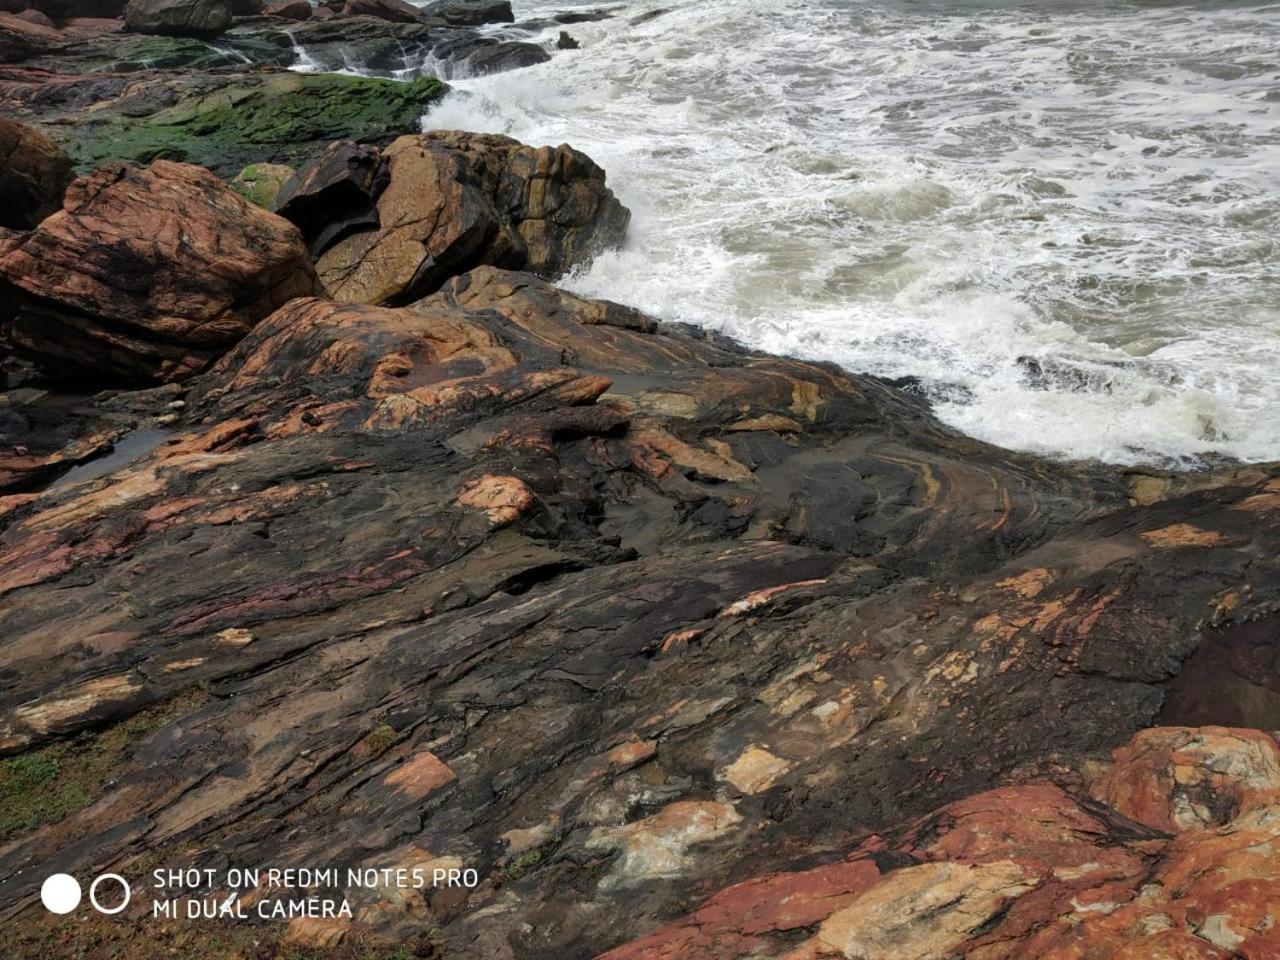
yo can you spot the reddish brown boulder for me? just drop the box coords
[317,132,630,305]
[1091,726,1280,833]
[263,0,309,18]
[15,0,126,16]
[0,160,318,384]
[340,0,429,23]
[10,9,53,27]
[0,11,60,61]
[56,16,127,38]
[0,116,73,229]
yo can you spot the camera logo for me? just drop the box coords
[40,873,131,915]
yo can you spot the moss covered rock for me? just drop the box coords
[231,160,294,206]
[65,71,448,177]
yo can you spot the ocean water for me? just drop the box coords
[415,0,1279,466]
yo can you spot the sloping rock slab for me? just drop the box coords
[3,266,1278,958]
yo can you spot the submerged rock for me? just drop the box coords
[0,116,74,228]
[0,159,317,383]
[123,0,233,37]
[317,132,630,304]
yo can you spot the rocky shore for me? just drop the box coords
[2,3,1280,958]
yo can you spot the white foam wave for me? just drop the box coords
[422,0,1280,466]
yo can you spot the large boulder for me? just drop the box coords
[316,132,630,305]
[124,0,232,36]
[0,116,74,229]
[419,0,513,26]
[340,0,429,23]
[262,0,309,19]
[0,11,60,61]
[0,160,318,383]
[11,9,55,28]
[230,161,294,207]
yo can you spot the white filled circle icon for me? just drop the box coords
[40,874,81,914]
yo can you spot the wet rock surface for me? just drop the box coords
[272,139,388,254]
[0,255,1277,957]
[421,0,514,26]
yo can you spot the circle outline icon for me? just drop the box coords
[89,873,131,915]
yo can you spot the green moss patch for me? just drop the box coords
[66,73,448,178]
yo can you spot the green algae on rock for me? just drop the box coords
[63,72,449,177]
[231,160,294,207]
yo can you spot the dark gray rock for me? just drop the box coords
[124,0,233,37]
[419,0,513,26]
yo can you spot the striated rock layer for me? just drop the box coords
[0,263,1277,958]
